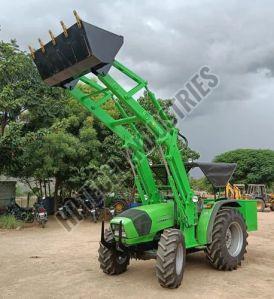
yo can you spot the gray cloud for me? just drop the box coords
[1,0,274,163]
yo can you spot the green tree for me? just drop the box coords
[1,41,43,134]
[214,149,274,186]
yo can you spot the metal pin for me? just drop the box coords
[38,38,45,53]
[28,45,35,59]
[49,30,56,45]
[60,21,68,37]
[73,10,82,28]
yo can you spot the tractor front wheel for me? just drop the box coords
[206,208,247,271]
[156,229,186,289]
[98,229,130,275]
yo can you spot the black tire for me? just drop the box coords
[256,198,265,212]
[206,208,248,271]
[41,220,46,228]
[98,229,130,275]
[156,229,186,289]
[21,211,34,223]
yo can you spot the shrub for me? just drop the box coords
[0,215,22,229]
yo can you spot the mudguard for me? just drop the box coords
[197,199,257,245]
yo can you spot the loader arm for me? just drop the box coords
[69,60,197,243]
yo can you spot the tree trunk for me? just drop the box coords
[54,177,61,213]
[1,112,8,136]
[23,179,38,197]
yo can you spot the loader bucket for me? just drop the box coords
[33,20,123,87]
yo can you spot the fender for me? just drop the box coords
[197,199,240,245]
[206,200,241,244]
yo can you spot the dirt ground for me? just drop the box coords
[0,213,273,299]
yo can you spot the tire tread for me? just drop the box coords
[206,208,248,271]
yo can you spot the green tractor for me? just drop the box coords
[31,11,257,288]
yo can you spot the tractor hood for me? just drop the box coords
[110,201,174,245]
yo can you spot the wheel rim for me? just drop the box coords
[225,222,243,257]
[117,253,127,265]
[176,243,184,275]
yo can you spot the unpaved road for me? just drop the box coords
[0,213,273,299]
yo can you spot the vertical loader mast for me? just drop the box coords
[95,61,195,227]
[30,12,196,237]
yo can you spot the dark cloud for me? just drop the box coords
[1,0,274,162]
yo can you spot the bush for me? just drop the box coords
[0,215,22,229]
[190,177,213,193]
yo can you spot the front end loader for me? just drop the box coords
[30,11,258,288]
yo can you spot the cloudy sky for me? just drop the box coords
[1,0,274,162]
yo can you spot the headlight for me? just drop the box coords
[111,223,126,238]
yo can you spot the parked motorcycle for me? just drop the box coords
[77,187,105,222]
[56,187,112,222]
[56,197,83,221]
[6,202,35,223]
[34,199,48,228]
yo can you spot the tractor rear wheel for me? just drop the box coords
[98,229,130,275]
[206,208,247,271]
[156,229,186,289]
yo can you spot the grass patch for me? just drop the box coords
[0,215,23,229]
